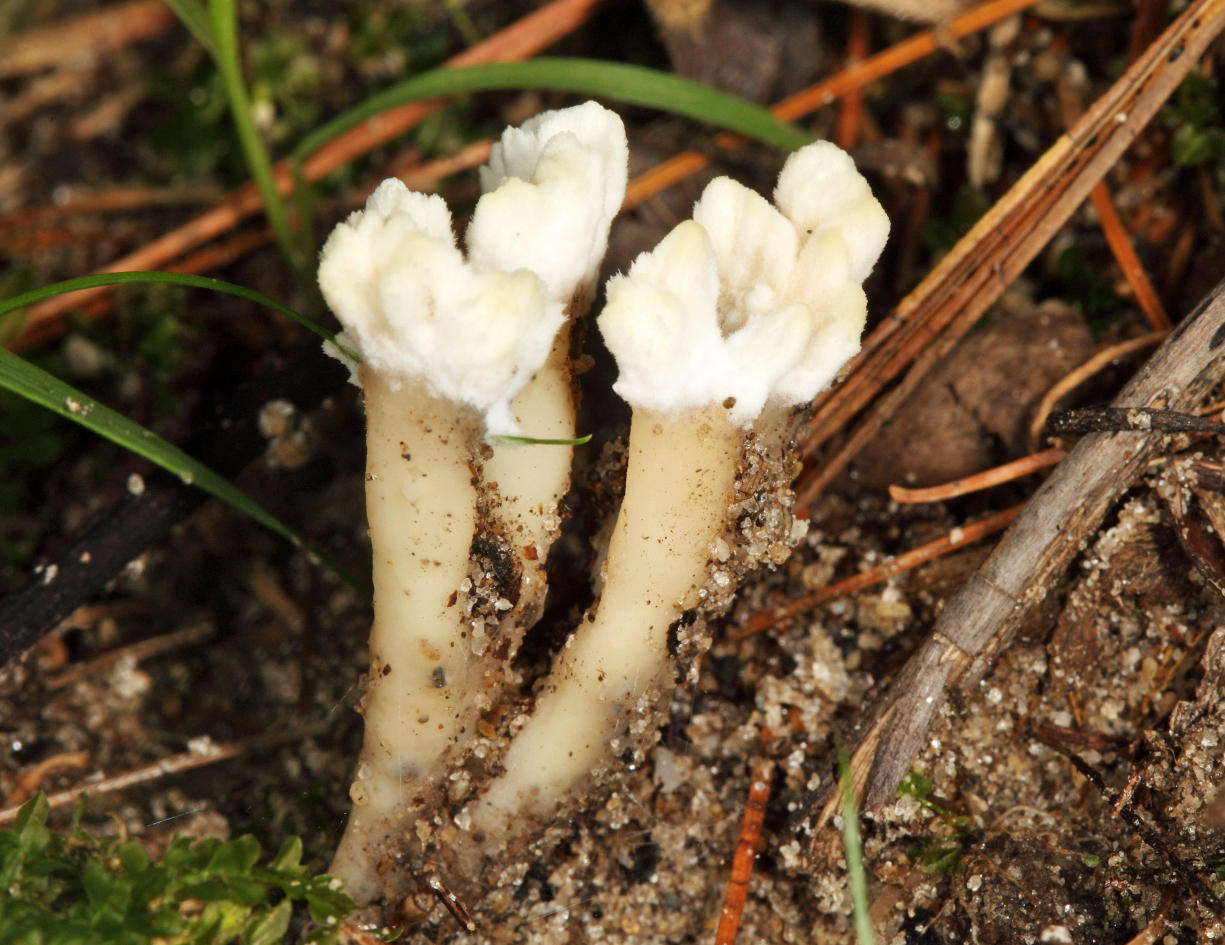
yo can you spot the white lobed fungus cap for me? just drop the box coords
[317,102,629,437]
[598,140,889,426]
[318,178,563,436]
[467,101,628,304]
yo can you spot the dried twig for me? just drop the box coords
[0,339,348,665]
[1035,734,1224,918]
[733,505,1021,640]
[798,278,1225,856]
[0,721,330,827]
[1048,405,1225,437]
[1026,333,1165,449]
[888,449,1066,504]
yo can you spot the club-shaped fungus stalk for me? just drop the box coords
[465,140,889,837]
[473,103,627,574]
[316,103,626,903]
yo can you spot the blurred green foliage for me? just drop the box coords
[146,59,238,183]
[897,772,972,875]
[248,33,324,149]
[1163,72,1225,187]
[921,186,990,257]
[1054,243,1122,333]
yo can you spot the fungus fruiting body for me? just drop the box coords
[464,140,889,837]
[317,102,627,904]
[316,107,886,918]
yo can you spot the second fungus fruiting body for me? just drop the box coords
[317,102,628,904]
[316,105,887,917]
[464,139,889,840]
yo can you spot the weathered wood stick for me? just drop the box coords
[799,278,1225,856]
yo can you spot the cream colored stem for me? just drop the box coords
[470,404,742,828]
[331,367,480,898]
[482,326,575,558]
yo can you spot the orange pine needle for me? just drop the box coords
[774,0,1042,124]
[888,448,1066,504]
[732,504,1023,640]
[397,139,494,193]
[714,758,775,945]
[0,0,174,79]
[8,0,605,351]
[834,11,872,151]
[1089,182,1171,331]
[0,184,222,227]
[623,0,1044,211]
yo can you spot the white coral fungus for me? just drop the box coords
[469,101,628,303]
[599,140,889,426]
[317,102,628,436]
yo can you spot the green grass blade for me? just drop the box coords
[838,747,877,945]
[494,433,592,446]
[293,58,811,166]
[0,271,352,357]
[161,0,217,58]
[207,0,306,274]
[0,347,367,595]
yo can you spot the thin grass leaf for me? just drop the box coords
[0,347,368,595]
[0,272,354,359]
[494,433,592,446]
[208,0,307,274]
[838,747,877,945]
[161,0,217,58]
[293,58,811,167]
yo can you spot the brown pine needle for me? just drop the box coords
[169,230,278,277]
[834,11,872,152]
[0,722,330,828]
[1090,182,1172,331]
[0,0,175,79]
[888,448,1066,504]
[732,504,1023,640]
[1026,332,1165,451]
[46,621,214,690]
[623,0,1044,210]
[713,758,775,945]
[398,139,494,193]
[0,184,223,228]
[11,139,493,336]
[5,752,91,808]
